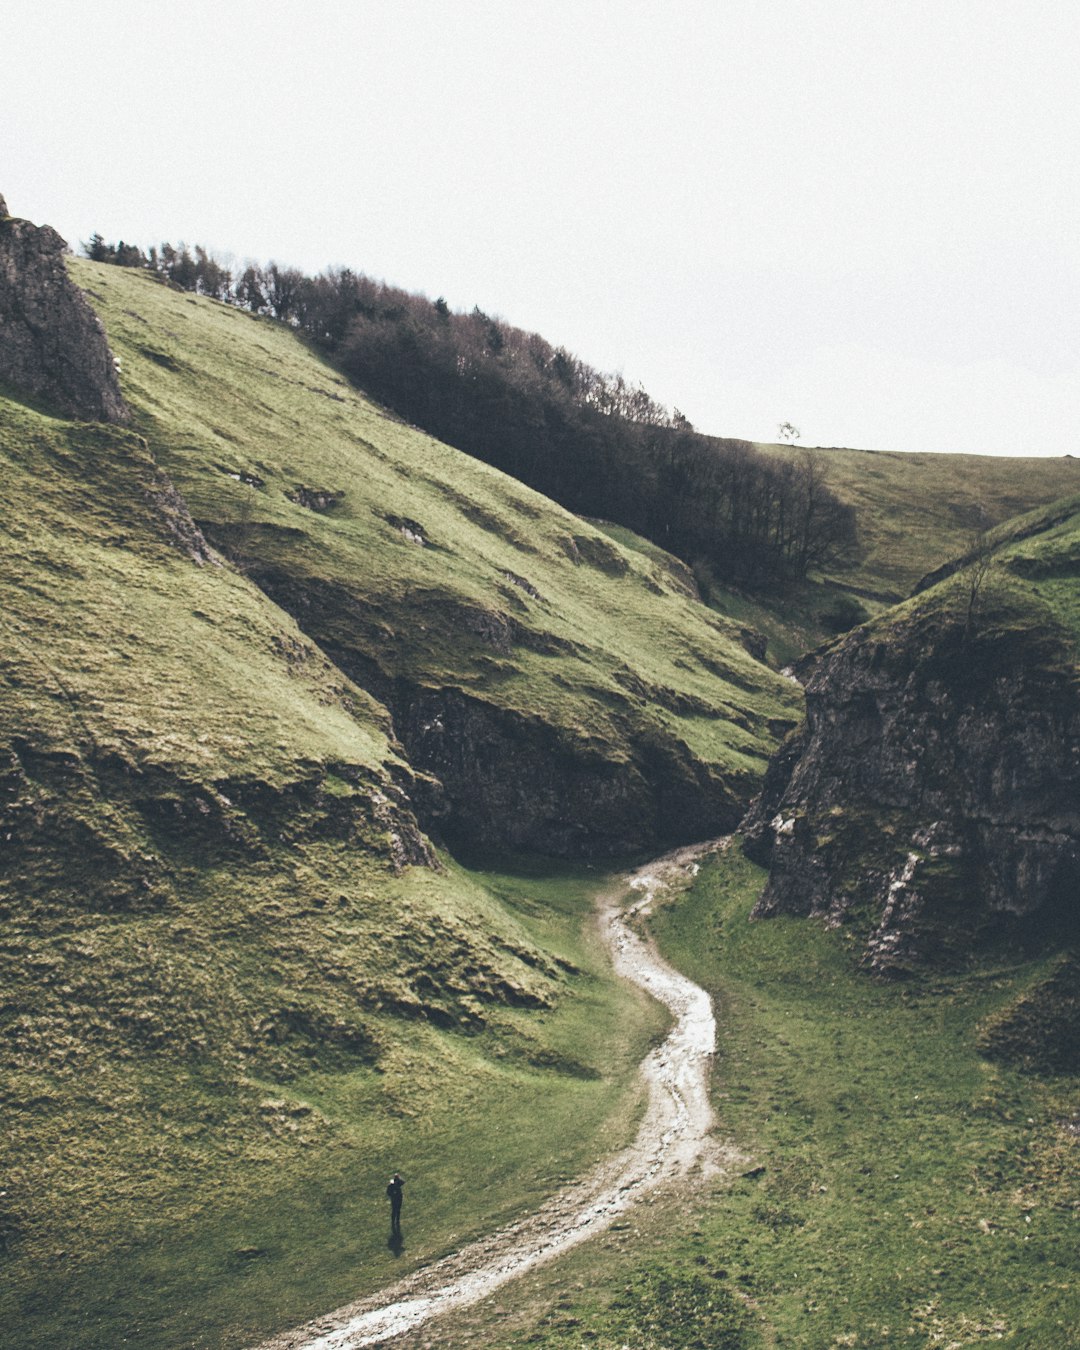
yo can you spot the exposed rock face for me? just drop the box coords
[0,193,128,422]
[228,562,749,857]
[391,685,742,856]
[742,611,1080,973]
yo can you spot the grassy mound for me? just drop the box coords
[694,442,1080,663]
[760,441,1080,601]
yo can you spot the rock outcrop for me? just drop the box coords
[0,193,128,422]
[390,684,745,856]
[742,599,1080,974]
[237,564,750,857]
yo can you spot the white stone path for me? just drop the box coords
[255,840,726,1350]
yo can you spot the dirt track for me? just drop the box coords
[255,840,728,1349]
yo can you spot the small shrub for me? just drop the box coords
[818,593,869,633]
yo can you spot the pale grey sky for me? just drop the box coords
[4,0,1078,454]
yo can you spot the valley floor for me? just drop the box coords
[0,854,666,1350]
[9,844,1078,1349]
[392,844,1080,1350]
[257,842,731,1349]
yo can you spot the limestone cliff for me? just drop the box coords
[742,513,1080,974]
[0,194,128,422]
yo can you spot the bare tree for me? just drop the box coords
[962,508,998,637]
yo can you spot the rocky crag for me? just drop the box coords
[743,505,1080,977]
[0,194,128,422]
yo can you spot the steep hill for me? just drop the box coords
[0,239,798,1346]
[743,494,1080,996]
[75,258,799,855]
[74,231,1080,666]
[76,236,862,597]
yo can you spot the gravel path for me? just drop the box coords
[255,839,727,1350]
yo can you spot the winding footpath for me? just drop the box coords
[256,839,727,1350]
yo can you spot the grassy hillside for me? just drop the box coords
[0,261,800,1347]
[691,441,1080,665]
[848,486,1080,721]
[428,847,1078,1349]
[0,389,661,1346]
[647,849,1079,1349]
[993,492,1080,645]
[759,441,1080,601]
[76,259,800,852]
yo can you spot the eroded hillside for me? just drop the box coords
[0,245,798,1347]
[74,257,799,854]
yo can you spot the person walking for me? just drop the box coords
[386,1172,404,1231]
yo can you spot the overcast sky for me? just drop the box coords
[4,1,1078,455]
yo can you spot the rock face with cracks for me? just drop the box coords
[231,563,755,859]
[393,684,743,856]
[0,193,128,423]
[742,608,1080,974]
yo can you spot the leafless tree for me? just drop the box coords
[961,506,997,636]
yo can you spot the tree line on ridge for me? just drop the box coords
[83,234,858,591]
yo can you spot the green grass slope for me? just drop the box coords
[761,441,1080,601]
[436,847,1077,1349]
[694,441,1080,664]
[0,260,800,1347]
[77,259,800,853]
[989,491,1080,644]
[646,849,1078,1349]
[0,390,669,1347]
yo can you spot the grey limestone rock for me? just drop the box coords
[742,613,1080,973]
[0,192,129,423]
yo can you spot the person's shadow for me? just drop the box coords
[387,1229,405,1258]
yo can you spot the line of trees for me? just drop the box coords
[83,235,857,591]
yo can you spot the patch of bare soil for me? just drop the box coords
[255,840,731,1349]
